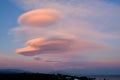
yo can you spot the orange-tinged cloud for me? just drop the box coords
[15,37,75,56]
[18,9,61,27]
[15,37,114,56]
[26,37,74,48]
[15,46,39,56]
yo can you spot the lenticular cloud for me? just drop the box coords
[12,0,119,57]
[15,37,113,56]
[18,9,61,27]
[15,37,76,56]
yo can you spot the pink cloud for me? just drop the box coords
[10,0,120,72]
[18,9,61,27]
[15,36,114,56]
[0,54,56,71]
[15,46,39,56]
[75,59,120,69]
[43,59,120,70]
[15,37,75,56]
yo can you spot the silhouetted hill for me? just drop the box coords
[0,69,28,74]
[0,73,96,80]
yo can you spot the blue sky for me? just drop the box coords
[0,0,23,53]
[0,0,120,74]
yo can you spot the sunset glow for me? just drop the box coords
[0,0,120,74]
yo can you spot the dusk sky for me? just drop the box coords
[0,0,120,74]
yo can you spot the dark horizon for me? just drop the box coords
[0,68,120,76]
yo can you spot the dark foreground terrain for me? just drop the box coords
[0,73,95,80]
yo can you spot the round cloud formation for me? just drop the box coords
[15,36,112,56]
[18,9,61,27]
[15,46,39,56]
[15,37,75,56]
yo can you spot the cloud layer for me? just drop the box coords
[18,9,61,27]
[15,37,75,56]
[15,37,114,56]
[11,0,120,71]
[11,0,120,42]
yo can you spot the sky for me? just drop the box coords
[0,0,120,75]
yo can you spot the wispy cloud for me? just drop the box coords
[15,36,116,56]
[9,0,120,72]
[11,0,120,41]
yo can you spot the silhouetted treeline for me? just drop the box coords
[0,73,96,80]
